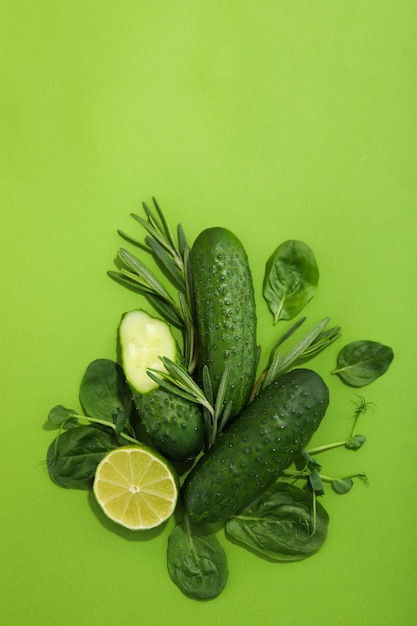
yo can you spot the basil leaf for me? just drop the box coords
[46,425,119,489]
[332,340,394,387]
[263,240,319,324]
[226,482,329,561]
[79,359,132,423]
[167,518,228,600]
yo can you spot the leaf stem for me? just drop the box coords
[307,441,349,454]
[281,469,368,484]
[56,413,141,446]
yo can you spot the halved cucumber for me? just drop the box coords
[119,310,205,462]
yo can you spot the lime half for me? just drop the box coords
[93,445,178,530]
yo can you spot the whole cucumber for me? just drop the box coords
[190,227,257,418]
[182,368,329,523]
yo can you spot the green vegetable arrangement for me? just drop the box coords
[44,198,394,600]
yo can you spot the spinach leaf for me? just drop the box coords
[79,359,132,423]
[226,481,328,561]
[332,340,394,387]
[167,516,228,600]
[46,425,119,489]
[263,240,319,324]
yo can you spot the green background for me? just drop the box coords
[1,2,416,624]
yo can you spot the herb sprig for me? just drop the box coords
[250,316,342,401]
[148,357,232,449]
[108,198,197,372]
[282,395,372,496]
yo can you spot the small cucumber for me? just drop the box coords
[118,310,205,462]
[190,227,257,418]
[182,368,329,523]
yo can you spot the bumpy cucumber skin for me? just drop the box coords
[190,227,257,418]
[182,368,329,523]
[134,389,205,462]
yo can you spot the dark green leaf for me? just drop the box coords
[151,196,179,252]
[226,482,329,561]
[332,340,394,387]
[167,517,228,600]
[116,228,145,249]
[146,371,199,405]
[79,359,132,423]
[272,316,307,351]
[301,449,322,470]
[144,293,184,329]
[131,210,165,249]
[145,235,185,291]
[263,240,319,323]
[262,318,330,388]
[46,425,119,489]
[202,365,214,406]
[177,223,188,256]
[332,478,354,494]
[107,270,151,293]
[48,405,78,429]
[346,434,366,450]
[114,407,128,435]
[300,325,342,359]
[214,362,231,419]
[217,400,233,436]
[118,248,174,301]
[309,468,324,495]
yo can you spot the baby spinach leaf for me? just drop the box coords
[79,359,132,423]
[167,516,228,600]
[114,406,129,435]
[226,481,328,561]
[263,240,319,324]
[46,425,119,489]
[332,340,394,387]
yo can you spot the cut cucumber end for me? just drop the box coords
[119,310,177,394]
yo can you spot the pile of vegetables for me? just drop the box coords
[45,198,394,600]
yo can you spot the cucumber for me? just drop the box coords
[190,227,257,418]
[182,368,329,523]
[118,310,205,462]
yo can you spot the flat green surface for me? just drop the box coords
[1,2,416,624]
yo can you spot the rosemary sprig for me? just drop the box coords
[250,317,342,401]
[148,357,232,449]
[108,198,197,371]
